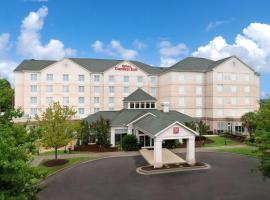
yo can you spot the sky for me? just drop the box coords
[0,0,269,98]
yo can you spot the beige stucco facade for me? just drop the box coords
[14,56,260,133]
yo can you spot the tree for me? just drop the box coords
[254,98,270,177]
[36,102,77,160]
[0,78,14,113]
[185,121,197,131]
[77,120,91,145]
[90,117,110,147]
[197,120,210,136]
[241,111,257,140]
[0,97,42,199]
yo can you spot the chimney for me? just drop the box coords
[161,102,169,112]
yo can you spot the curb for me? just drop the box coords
[136,163,211,175]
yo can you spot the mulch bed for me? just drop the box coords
[141,162,206,171]
[43,159,69,167]
[74,144,117,152]
[177,137,213,148]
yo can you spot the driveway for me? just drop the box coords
[38,152,270,200]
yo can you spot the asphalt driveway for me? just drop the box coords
[38,152,270,200]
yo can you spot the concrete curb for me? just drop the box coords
[136,163,211,175]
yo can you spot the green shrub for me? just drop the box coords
[122,135,139,151]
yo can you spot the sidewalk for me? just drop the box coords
[32,144,250,167]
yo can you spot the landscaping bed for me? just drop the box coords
[141,162,206,171]
[74,144,117,152]
[43,159,69,167]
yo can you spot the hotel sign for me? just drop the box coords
[114,64,138,71]
[173,127,180,134]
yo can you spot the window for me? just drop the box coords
[94,97,100,104]
[108,75,114,83]
[196,97,202,107]
[94,108,100,113]
[150,87,157,96]
[217,109,223,117]
[135,102,140,108]
[217,97,223,105]
[195,109,202,117]
[94,86,100,94]
[109,86,115,94]
[179,97,185,106]
[179,86,185,95]
[231,97,237,105]
[63,97,69,105]
[46,74,53,81]
[30,97,37,104]
[78,86,84,93]
[30,73,37,81]
[140,102,145,108]
[244,97,250,105]
[217,73,223,81]
[150,76,157,84]
[124,86,129,94]
[244,74,250,81]
[78,74,85,82]
[217,85,223,92]
[78,108,84,115]
[196,74,203,84]
[151,102,155,108]
[231,86,237,93]
[196,86,202,95]
[179,74,185,83]
[123,76,129,83]
[231,73,237,81]
[63,85,69,93]
[130,102,135,108]
[46,97,53,105]
[223,73,231,81]
[30,108,37,116]
[78,97,85,104]
[30,85,37,93]
[94,74,100,82]
[137,76,143,83]
[146,102,150,108]
[217,122,225,132]
[244,86,250,93]
[109,97,114,104]
[47,85,53,93]
[63,74,69,81]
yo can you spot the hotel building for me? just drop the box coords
[14,56,260,134]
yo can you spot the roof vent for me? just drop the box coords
[161,102,169,112]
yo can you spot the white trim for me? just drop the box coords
[155,121,199,137]
[126,112,156,126]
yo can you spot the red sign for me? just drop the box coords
[114,65,138,71]
[173,127,180,134]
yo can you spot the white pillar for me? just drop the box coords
[110,128,115,147]
[186,137,195,165]
[154,138,163,168]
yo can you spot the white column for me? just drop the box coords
[154,138,163,168]
[110,128,115,147]
[186,137,195,165]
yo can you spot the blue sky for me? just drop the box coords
[0,0,269,98]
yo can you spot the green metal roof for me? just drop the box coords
[84,109,194,135]
[123,88,157,102]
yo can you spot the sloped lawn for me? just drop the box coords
[203,136,241,147]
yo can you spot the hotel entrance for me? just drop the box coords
[137,130,154,148]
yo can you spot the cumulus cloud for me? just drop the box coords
[158,40,189,67]
[193,22,270,72]
[0,33,17,84]
[133,39,146,50]
[92,40,137,60]
[17,6,76,60]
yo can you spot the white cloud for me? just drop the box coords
[133,39,146,50]
[158,40,188,67]
[17,6,76,60]
[193,23,270,72]
[92,40,137,60]
[205,20,227,32]
[0,33,17,84]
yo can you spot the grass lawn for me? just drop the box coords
[39,150,85,156]
[216,147,260,158]
[37,157,98,176]
[203,136,241,147]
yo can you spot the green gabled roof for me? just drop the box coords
[123,88,157,102]
[84,108,194,135]
[14,59,56,72]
